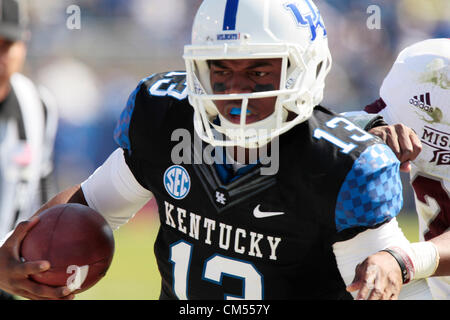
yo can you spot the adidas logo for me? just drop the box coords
[409,93,434,113]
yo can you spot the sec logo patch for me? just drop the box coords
[163,165,191,200]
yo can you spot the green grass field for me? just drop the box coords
[76,209,161,300]
[74,208,420,300]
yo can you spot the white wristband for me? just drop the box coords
[410,242,440,280]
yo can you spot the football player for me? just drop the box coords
[348,39,450,300]
[0,0,58,300]
[0,0,433,300]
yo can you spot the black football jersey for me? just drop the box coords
[113,72,403,300]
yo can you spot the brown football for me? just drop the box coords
[20,203,115,293]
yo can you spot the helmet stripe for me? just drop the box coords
[223,0,239,31]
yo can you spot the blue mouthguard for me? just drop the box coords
[230,108,251,115]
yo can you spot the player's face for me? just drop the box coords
[210,58,282,124]
[0,37,26,99]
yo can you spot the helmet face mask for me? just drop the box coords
[184,0,331,148]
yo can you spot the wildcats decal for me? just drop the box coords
[284,0,327,41]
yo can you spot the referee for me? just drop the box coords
[0,0,58,300]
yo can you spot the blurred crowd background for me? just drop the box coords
[21,0,449,209]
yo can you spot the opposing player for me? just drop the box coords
[347,39,450,300]
[0,0,58,300]
[0,0,432,300]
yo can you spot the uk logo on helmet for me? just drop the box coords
[164,165,191,200]
[284,0,327,41]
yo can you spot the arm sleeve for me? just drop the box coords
[81,148,153,230]
[333,218,433,300]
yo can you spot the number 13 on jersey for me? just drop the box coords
[313,117,373,153]
[170,240,263,300]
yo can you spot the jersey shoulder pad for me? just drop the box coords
[334,143,403,239]
[311,106,383,159]
[309,107,403,240]
[113,71,191,152]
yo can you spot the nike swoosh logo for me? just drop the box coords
[253,205,285,218]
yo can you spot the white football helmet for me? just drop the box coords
[380,38,450,125]
[183,0,332,148]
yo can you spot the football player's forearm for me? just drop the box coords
[429,231,450,277]
[33,184,87,217]
[387,232,450,280]
[334,218,432,299]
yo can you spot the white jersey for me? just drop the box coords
[365,39,450,299]
[0,73,58,240]
[379,105,450,300]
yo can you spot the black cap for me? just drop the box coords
[0,0,28,41]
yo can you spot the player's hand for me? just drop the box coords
[0,217,75,300]
[368,124,422,172]
[346,251,403,300]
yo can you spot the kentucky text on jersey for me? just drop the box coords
[164,200,282,260]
